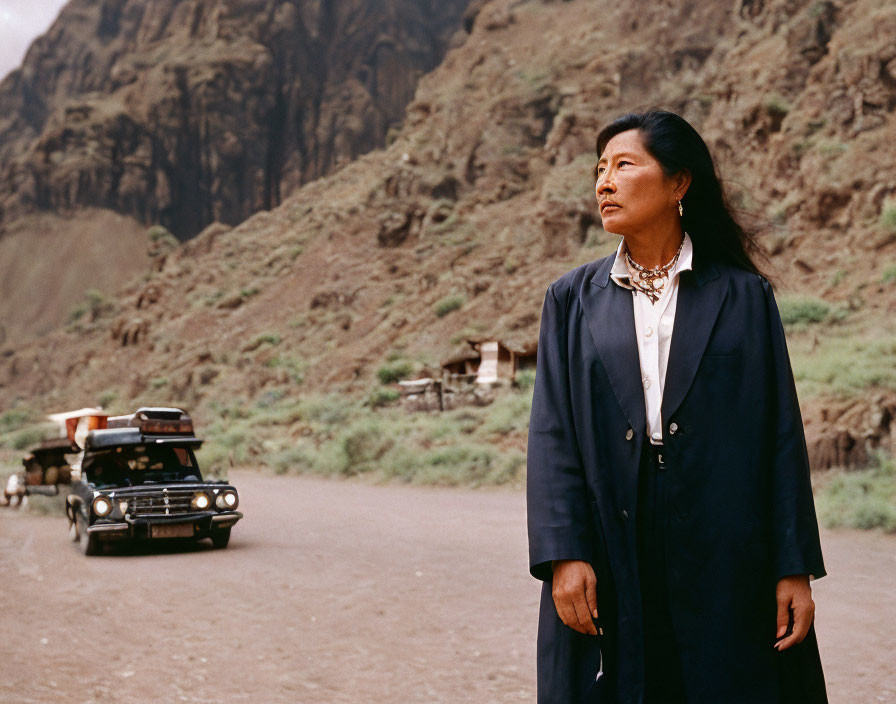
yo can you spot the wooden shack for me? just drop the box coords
[441,337,537,384]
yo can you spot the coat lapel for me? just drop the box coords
[581,254,730,436]
[661,261,729,424]
[582,258,647,436]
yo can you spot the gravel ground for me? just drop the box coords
[0,472,893,703]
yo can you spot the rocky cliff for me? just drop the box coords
[0,0,470,239]
[2,0,895,469]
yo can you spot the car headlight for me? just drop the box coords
[215,490,239,511]
[191,492,211,510]
[92,495,112,517]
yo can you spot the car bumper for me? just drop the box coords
[88,511,243,539]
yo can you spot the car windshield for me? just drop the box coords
[83,445,202,488]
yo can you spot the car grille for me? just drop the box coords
[121,488,197,517]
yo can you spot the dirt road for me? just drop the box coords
[1,472,893,703]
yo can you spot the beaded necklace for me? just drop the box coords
[624,236,685,304]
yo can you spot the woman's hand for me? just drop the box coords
[774,574,815,651]
[551,559,599,635]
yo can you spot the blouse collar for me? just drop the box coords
[609,232,693,290]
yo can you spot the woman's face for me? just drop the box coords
[594,129,683,236]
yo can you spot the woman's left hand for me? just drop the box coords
[773,574,815,651]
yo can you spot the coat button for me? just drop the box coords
[621,509,629,521]
[625,428,634,441]
[669,422,679,435]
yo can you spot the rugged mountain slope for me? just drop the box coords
[0,210,149,341]
[0,0,470,238]
[0,0,471,343]
[2,0,895,468]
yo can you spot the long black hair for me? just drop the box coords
[595,109,767,278]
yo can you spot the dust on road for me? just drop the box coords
[0,472,893,703]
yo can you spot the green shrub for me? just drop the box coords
[808,1,828,17]
[208,399,252,420]
[377,361,413,384]
[881,201,896,233]
[375,442,494,486]
[791,139,813,156]
[67,302,89,323]
[439,409,481,437]
[298,394,355,426]
[147,225,178,245]
[478,393,532,436]
[450,327,483,345]
[428,212,468,236]
[777,296,829,327]
[197,417,259,468]
[0,409,31,433]
[98,390,118,408]
[218,427,249,450]
[882,266,896,285]
[204,290,226,306]
[407,442,516,486]
[265,355,307,385]
[492,450,527,485]
[516,69,550,90]
[386,436,525,486]
[816,139,847,158]
[68,288,114,324]
[514,370,537,390]
[205,388,534,486]
[252,401,303,427]
[764,94,790,118]
[85,289,106,308]
[12,427,46,450]
[255,389,288,409]
[790,335,896,397]
[386,125,402,146]
[367,388,400,408]
[815,454,896,533]
[270,445,316,475]
[433,294,465,318]
[194,443,231,475]
[254,332,281,347]
[333,420,395,476]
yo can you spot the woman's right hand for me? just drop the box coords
[551,559,599,635]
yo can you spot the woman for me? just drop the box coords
[526,110,827,703]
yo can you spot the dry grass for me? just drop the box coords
[815,454,896,533]
[197,387,532,487]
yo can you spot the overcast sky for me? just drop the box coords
[0,0,68,81]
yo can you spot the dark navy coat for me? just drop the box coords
[526,251,827,704]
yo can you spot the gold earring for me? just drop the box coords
[678,200,684,217]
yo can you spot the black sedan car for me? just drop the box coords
[66,407,242,555]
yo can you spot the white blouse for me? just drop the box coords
[608,234,694,445]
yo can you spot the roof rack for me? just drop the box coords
[106,407,194,436]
